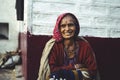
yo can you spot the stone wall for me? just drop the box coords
[30,0,120,38]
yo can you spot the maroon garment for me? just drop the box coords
[48,37,97,76]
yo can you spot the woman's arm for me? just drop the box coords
[77,42,97,79]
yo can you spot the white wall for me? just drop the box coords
[0,0,120,53]
[30,0,120,38]
[0,0,19,53]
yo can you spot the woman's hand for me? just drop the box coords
[74,64,92,80]
[74,64,80,69]
[74,64,86,69]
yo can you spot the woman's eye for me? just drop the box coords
[68,23,75,27]
[60,24,66,28]
[60,23,75,28]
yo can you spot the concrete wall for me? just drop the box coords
[0,0,19,53]
[0,0,120,53]
[30,0,120,38]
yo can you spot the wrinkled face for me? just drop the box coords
[60,15,76,39]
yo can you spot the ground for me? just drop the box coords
[0,65,24,80]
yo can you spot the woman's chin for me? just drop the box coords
[63,36,74,40]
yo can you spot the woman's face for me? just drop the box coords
[60,15,76,39]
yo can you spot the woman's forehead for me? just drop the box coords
[61,15,75,23]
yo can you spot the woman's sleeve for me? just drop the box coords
[83,43,97,78]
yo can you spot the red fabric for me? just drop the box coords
[52,13,65,42]
[48,37,97,76]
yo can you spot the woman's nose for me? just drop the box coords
[65,25,69,30]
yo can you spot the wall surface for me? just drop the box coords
[0,0,120,53]
[0,0,19,53]
[30,0,120,38]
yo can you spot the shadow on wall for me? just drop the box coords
[0,34,8,39]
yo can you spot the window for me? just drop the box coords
[0,23,9,40]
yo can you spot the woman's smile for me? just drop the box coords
[63,30,74,36]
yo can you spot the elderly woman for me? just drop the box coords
[37,13,97,80]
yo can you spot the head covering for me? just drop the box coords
[53,13,80,42]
